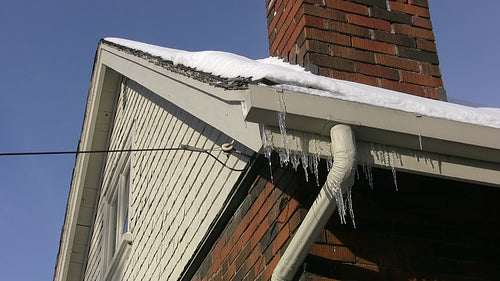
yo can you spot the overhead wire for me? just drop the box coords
[0,144,255,172]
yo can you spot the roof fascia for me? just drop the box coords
[54,46,121,281]
[99,44,262,152]
[244,85,500,187]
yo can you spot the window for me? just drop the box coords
[103,148,133,280]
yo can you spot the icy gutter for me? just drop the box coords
[102,37,500,186]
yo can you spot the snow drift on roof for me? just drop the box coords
[104,37,500,129]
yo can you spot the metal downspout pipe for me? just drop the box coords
[271,124,357,281]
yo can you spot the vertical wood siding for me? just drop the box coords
[83,79,251,281]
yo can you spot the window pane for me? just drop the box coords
[121,166,130,234]
[109,197,118,257]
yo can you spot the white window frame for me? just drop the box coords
[103,140,133,281]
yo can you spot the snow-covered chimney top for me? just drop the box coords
[265,0,446,100]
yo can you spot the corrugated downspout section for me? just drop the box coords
[271,124,357,281]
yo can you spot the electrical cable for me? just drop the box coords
[0,145,250,172]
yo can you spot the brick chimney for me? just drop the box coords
[266,0,446,100]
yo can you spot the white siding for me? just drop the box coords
[83,79,250,281]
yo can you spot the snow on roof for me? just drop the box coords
[104,37,500,129]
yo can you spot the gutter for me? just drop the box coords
[271,124,357,281]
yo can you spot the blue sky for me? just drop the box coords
[0,1,498,280]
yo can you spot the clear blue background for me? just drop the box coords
[0,1,498,280]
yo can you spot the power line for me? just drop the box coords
[0,145,255,172]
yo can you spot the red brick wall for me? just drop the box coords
[192,160,499,281]
[191,163,314,281]
[265,0,446,100]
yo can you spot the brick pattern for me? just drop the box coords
[192,164,310,281]
[266,0,446,100]
[302,167,500,280]
[192,158,499,280]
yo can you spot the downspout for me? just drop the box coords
[271,124,357,281]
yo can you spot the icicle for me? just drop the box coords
[290,151,300,171]
[393,148,403,166]
[262,125,274,183]
[367,165,374,189]
[277,90,290,165]
[300,151,309,182]
[356,166,360,181]
[418,134,423,150]
[384,151,391,167]
[311,154,320,186]
[347,188,356,228]
[278,149,289,167]
[326,156,334,172]
[362,164,374,189]
[334,190,347,225]
[391,166,398,191]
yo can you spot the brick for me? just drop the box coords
[398,46,439,64]
[412,15,433,29]
[370,7,412,24]
[273,224,290,254]
[308,53,356,72]
[325,0,369,16]
[304,14,327,30]
[220,237,233,263]
[318,67,332,77]
[331,44,376,63]
[424,87,439,99]
[373,30,416,48]
[275,1,308,55]
[301,3,347,22]
[416,38,437,52]
[222,263,235,281]
[389,1,430,18]
[375,53,420,72]
[296,27,308,52]
[420,62,441,76]
[356,62,400,80]
[287,44,298,63]
[309,243,356,263]
[393,23,435,40]
[268,31,278,56]
[277,197,300,229]
[250,219,270,249]
[288,207,304,234]
[305,27,352,46]
[379,79,425,96]
[347,13,391,31]
[261,253,280,281]
[326,19,371,38]
[247,180,274,223]
[212,235,227,263]
[304,0,324,3]
[352,37,396,55]
[280,14,325,57]
[233,242,252,272]
[332,70,380,87]
[409,0,429,8]
[306,40,329,55]
[349,0,387,8]
[270,0,303,53]
[267,1,283,37]
[401,71,443,87]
